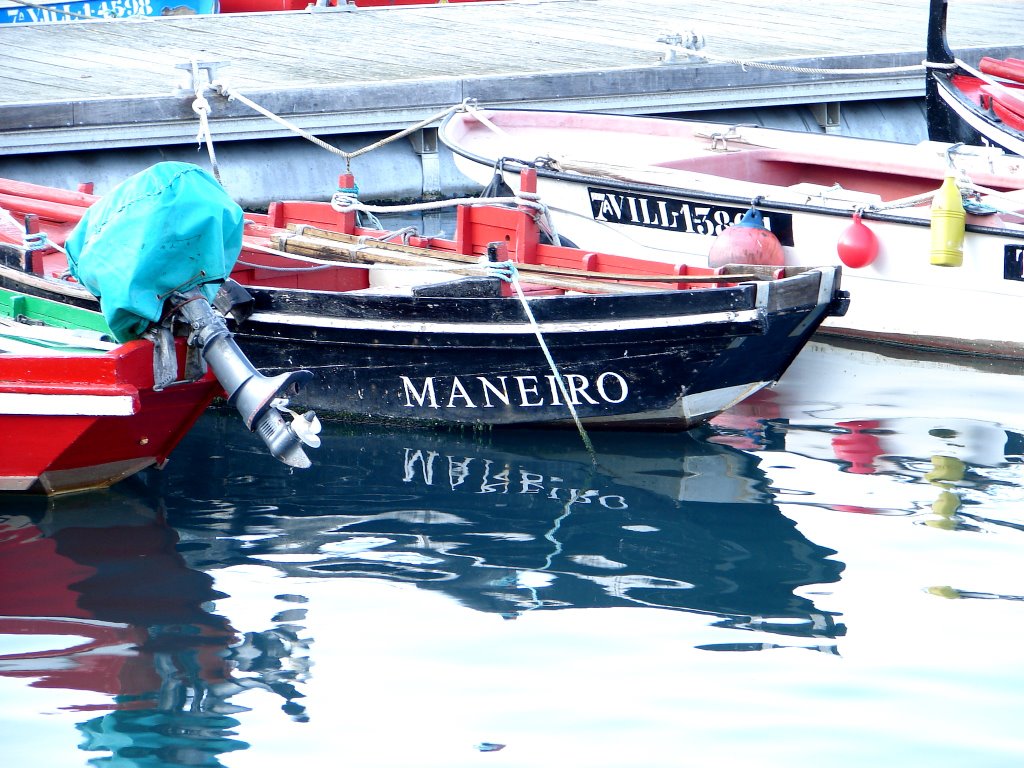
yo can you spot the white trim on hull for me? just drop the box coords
[246,307,760,335]
[0,392,138,416]
[933,81,1024,157]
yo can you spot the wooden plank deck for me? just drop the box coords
[0,0,1021,155]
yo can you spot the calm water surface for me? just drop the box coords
[2,340,1023,767]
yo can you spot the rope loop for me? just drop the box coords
[23,231,49,250]
[480,259,516,283]
[191,94,212,117]
[189,60,222,186]
[331,191,360,212]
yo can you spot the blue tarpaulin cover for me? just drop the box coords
[65,162,244,341]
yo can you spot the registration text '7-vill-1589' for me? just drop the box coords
[588,186,796,246]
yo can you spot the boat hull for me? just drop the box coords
[0,338,220,495]
[229,269,840,428]
[440,108,1024,358]
[923,0,1024,156]
[928,72,1024,157]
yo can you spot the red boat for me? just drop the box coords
[1,165,320,494]
[0,290,222,495]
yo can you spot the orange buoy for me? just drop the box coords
[708,207,785,268]
[836,211,878,268]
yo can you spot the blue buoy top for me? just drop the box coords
[737,207,766,229]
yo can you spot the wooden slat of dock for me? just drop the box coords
[0,0,1022,153]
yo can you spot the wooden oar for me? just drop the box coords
[268,234,651,294]
[274,225,757,286]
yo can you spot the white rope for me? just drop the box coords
[504,262,596,461]
[330,191,562,245]
[212,83,465,171]
[191,61,222,185]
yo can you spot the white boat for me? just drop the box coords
[440,106,1024,359]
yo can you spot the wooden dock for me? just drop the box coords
[3,0,1022,150]
[1,0,1022,203]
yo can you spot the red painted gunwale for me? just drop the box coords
[1,311,221,495]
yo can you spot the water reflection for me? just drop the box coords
[0,422,849,764]
[0,494,310,767]
[714,339,1024,530]
[2,338,1022,767]
[160,421,844,638]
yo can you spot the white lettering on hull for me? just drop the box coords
[399,372,630,409]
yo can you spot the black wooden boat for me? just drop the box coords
[0,164,848,430]
[228,267,843,429]
[926,0,1024,155]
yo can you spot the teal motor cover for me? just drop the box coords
[65,162,244,342]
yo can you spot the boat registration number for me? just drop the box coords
[588,186,795,246]
[1005,245,1024,281]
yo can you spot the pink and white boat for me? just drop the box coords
[440,105,1024,359]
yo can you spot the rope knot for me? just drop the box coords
[192,95,211,116]
[330,191,361,212]
[23,231,49,250]
[481,259,516,283]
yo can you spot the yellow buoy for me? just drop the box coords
[925,455,965,485]
[930,175,965,267]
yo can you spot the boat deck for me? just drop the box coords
[2,0,1022,154]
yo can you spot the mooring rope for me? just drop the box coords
[492,260,596,463]
[183,90,601,455]
[210,82,466,172]
[191,61,222,185]
[330,190,562,245]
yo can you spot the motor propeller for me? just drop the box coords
[173,289,319,469]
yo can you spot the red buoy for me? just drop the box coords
[832,420,884,475]
[837,211,879,268]
[708,207,785,268]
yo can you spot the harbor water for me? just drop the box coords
[2,338,1023,767]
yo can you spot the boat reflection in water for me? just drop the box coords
[713,339,1024,532]
[0,418,845,764]
[163,418,845,644]
[0,493,311,766]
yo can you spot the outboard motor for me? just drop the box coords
[174,289,320,469]
[63,161,320,469]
